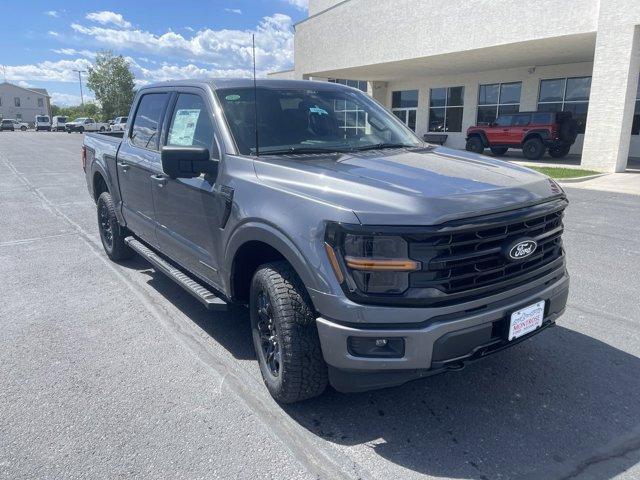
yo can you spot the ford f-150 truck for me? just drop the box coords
[83,79,569,403]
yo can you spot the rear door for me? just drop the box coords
[116,91,170,247]
[510,113,531,144]
[152,89,227,285]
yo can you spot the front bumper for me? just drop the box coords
[316,271,569,392]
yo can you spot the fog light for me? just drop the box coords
[348,337,405,358]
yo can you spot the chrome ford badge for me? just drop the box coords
[508,239,538,260]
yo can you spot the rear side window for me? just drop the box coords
[532,112,553,124]
[167,94,215,152]
[131,93,169,150]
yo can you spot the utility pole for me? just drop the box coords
[73,69,87,109]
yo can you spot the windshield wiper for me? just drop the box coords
[258,146,349,156]
[351,143,414,152]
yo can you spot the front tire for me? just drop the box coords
[20,126,26,131]
[522,137,545,160]
[250,261,328,403]
[465,136,484,154]
[97,192,134,261]
[78,126,84,133]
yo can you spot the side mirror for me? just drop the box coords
[161,146,217,179]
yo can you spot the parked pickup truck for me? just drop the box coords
[66,117,109,133]
[84,79,569,403]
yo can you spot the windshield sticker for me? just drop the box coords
[168,109,201,146]
[309,105,328,115]
[225,94,241,101]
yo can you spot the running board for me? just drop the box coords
[125,237,227,311]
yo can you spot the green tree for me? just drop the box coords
[87,51,136,121]
[51,102,101,121]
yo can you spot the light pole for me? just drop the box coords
[73,69,87,109]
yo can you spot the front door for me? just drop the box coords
[152,91,227,286]
[116,91,169,247]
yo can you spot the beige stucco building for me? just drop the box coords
[0,82,51,124]
[273,0,640,172]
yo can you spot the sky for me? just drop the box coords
[0,0,308,106]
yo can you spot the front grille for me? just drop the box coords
[408,201,566,300]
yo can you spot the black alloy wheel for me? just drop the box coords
[255,290,281,377]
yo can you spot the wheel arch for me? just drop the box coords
[467,130,489,147]
[523,129,550,144]
[226,223,321,304]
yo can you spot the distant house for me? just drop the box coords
[0,82,51,124]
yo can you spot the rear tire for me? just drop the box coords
[97,192,134,261]
[549,144,571,159]
[522,137,545,160]
[490,146,508,156]
[250,261,328,403]
[465,136,484,154]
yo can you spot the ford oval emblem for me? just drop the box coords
[507,239,538,261]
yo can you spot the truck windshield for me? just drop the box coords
[217,87,421,156]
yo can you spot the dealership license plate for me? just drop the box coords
[508,301,545,341]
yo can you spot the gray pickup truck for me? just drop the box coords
[83,79,569,403]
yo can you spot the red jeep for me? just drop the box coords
[466,111,578,160]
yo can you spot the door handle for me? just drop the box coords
[522,128,529,132]
[502,129,509,132]
[151,174,167,187]
[117,162,130,172]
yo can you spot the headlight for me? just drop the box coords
[325,224,420,295]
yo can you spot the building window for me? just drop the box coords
[0,97,2,107]
[328,78,368,92]
[477,82,521,125]
[14,97,20,107]
[429,86,464,132]
[632,78,640,135]
[538,77,591,133]
[16,113,22,120]
[38,98,44,108]
[392,90,418,131]
[329,79,369,136]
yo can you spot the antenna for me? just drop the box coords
[252,34,260,157]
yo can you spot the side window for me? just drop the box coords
[167,93,216,154]
[496,115,512,127]
[131,93,169,150]
[513,114,530,126]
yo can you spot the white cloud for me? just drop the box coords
[284,0,308,10]
[86,11,132,28]
[70,13,294,73]
[4,58,92,83]
[225,8,242,14]
[17,80,33,88]
[45,10,59,17]
[52,48,96,58]
[51,92,95,107]
[48,31,59,37]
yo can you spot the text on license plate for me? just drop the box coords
[508,300,545,341]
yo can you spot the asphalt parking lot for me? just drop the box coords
[1,131,639,480]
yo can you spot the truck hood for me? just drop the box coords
[253,146,563,225]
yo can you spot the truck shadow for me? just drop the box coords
[126,258,640,479]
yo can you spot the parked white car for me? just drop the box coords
[0,119,29,131]
[65,117,109,133]
[110,116,128,132]
[51,116,68,132]
[35,115,51,131]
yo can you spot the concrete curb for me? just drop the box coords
[557,173,609,183]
